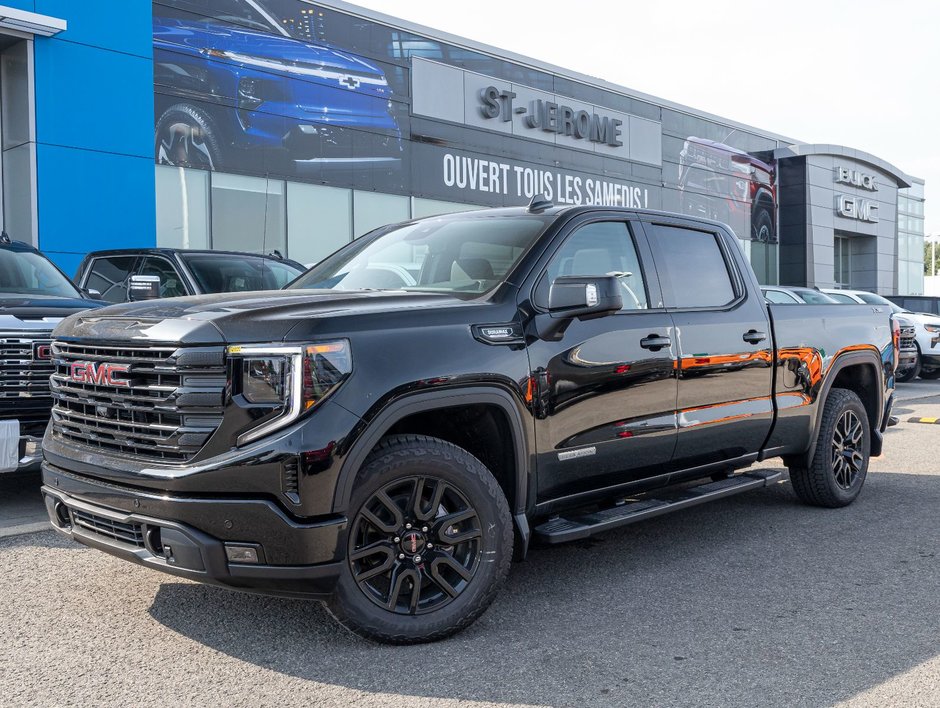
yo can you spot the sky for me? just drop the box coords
[348,0,938,235]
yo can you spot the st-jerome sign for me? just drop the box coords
[479,86,623,147]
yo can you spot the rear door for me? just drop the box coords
[524,215,678,503]
[640,217,774,470]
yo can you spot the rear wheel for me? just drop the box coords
[788,388,870,508]
[326,434,512,644]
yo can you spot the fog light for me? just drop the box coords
[53,501,71,528]
[225,544,260,564]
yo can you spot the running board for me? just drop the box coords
[533,470,784,544]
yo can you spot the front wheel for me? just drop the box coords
[326,435,513,644]
[918,367,940,380]
[155,103,222,170]
[788,388,870,508]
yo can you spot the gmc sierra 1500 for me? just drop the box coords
[41,204,896,643]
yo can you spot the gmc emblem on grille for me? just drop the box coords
[69,361,131,388]
[32,342,52,361]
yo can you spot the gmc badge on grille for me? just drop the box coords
[32,341,52,361]
[69,361,131,388]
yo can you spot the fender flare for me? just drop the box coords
[802,350,885,464]
[331,387,531,519]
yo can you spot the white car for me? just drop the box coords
[821,288,940,380]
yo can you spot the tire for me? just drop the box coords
[788,388,870,508]
[326,434,513,644]
[155,103,223,170]
[919,368,940,380]
[751,206,774,243]
[897,350,921,382]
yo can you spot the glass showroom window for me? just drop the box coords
[286,182,352,266]
[1,41,34,243]
[353,190,410,237]
[211,173,286,255]
[155,165,209,249]
[412,198,481,219]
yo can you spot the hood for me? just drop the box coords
[53,289,475,345]
[153,16,387,80]
[0,294,105,319]
[903,311,940,327]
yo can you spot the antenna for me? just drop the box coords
[526,194,554,213]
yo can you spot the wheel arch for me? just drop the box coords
[332,387,532,549]
[803,351,885,464]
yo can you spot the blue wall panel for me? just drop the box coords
[0,1,37,12]
[35,0,152,59]
[37,144,154,271]
[31,0,156,267]
[34,40,153,158]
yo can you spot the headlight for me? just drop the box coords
[924,324,940,333]
[228,340,352,445]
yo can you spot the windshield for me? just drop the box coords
[855,291,905,313]
[826,292,857,304]
[182,254,303,293]
[167,0,283,33]
[0,248,81,298]
[288,215,551,295]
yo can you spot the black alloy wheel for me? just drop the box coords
[831,409,864,490]
[326,435,512,644]
[788,387,870,508]
[349,475,482,615]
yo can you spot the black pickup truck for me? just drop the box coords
[41,205,897,644]
[0,236,103,474]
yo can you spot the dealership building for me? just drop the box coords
[0,0,927,294]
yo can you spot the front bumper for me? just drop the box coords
[3,434,43,473]
[898,347,918,370]
[41,463,347,599]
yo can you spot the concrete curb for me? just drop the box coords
[0,521,50,540]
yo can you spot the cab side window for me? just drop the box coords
[763,289,798,304]
[84,256,138,303]
[544,221,649,310]
[139,257,188,298]
[648,224,736,309]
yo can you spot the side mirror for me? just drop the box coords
[128,274,161,301]
[548,275,622,319]
[82,288,103,300]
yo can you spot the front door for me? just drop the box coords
[524,217,678,504]
[641,218,774,470]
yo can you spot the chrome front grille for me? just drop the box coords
[0,333,54,399]
[899,325,916,349]
[50,341,226,462]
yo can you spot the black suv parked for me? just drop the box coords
[74,249,305,303]
[43,206,895,643]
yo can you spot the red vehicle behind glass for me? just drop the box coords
[678,137,776,243]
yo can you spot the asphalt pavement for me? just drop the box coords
[1,386,939,707]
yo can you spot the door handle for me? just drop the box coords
[743,329,767,344]
[640,334,672,351]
